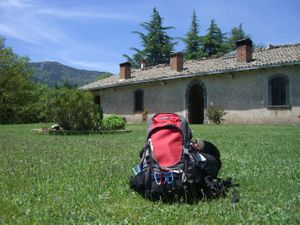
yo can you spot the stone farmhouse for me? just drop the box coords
[81,38,300,124]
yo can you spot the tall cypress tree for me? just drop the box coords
[182,10,204,60]
[202,19,226,57]
[123,8,175,68]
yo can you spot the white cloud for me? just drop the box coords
[61,58,118,73]
[0,0,74,46]
[0,0,34,9]
[0,15,72,46]
[0,23,39,45]
[0,0,135,45]
[30,46,119,72]
[0,0,127,72]
[37,8,135,21]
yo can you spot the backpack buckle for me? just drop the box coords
[166,172,174,185]
[154,172,161,185]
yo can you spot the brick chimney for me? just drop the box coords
[170,52,183,72]
[140,58,145,70]
[119,62,131,80]
[236,38,253,63]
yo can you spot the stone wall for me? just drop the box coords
[92,65,300,124]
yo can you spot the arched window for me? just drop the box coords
[268,75,289,105]
[134,89,144,111]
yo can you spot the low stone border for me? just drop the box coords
[31,128,131,135]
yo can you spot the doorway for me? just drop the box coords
[186,81,206,124]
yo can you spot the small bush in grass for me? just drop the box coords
[142,109,149,121]
[207,106,226,124]
[102,115,126,130]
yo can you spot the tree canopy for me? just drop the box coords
[201,19,227,57]
[182,10,204,60]
[227,24,250,51]
[0,37,36,123]
[125,10,254,64]
[123,8,176,68]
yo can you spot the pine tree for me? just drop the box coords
[183,10,204,60]
[0,36,5,49]
[227,24,249,51]
[123,8,175,68]
[122,53,142,69]
[202,19,226,57]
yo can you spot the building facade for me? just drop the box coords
[82,39,300,124]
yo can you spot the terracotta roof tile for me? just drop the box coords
[81,43,300,90]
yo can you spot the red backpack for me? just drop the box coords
[130,113,235,203]
[146,113,192,169]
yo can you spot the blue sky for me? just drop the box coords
[0,0,299,73]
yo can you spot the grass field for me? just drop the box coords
[0,123,299,224]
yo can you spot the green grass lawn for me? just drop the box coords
[0,123,299,224]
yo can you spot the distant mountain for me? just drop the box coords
[30,61,112,87]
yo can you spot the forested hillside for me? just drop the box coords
[30,61,112,87]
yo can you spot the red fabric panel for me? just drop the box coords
[151,113,180,128]
[151,128,182,167]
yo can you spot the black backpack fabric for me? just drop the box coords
[130,113,236,203]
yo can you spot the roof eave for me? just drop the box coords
[83,61,300,91]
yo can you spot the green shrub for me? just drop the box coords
[44,88,101,130]
[102,115,126,130]
[207,106,226,124]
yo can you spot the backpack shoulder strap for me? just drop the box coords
[179,116,192,147]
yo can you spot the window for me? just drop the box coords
[94,95,100,105]
[268,75,289,106]
[134,89,144,111]
[94,95,102,112]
